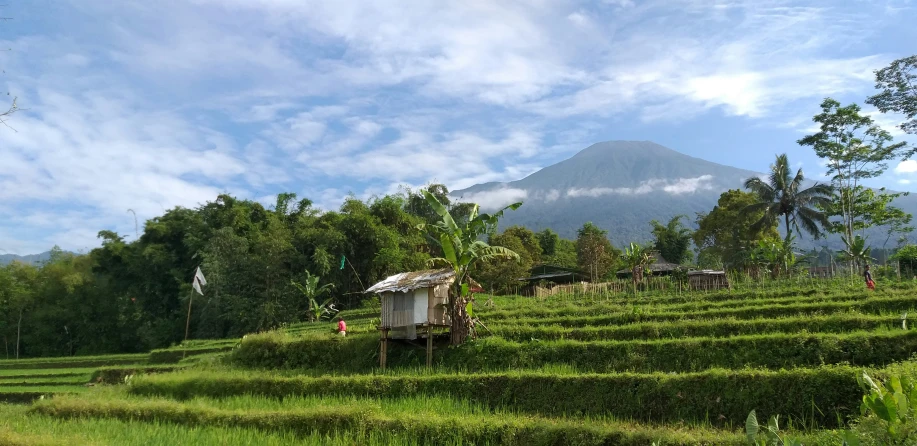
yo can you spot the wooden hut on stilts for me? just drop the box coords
[365,268,483,370]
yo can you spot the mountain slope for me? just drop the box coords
[0,251,54,266]
[453,141,915,250]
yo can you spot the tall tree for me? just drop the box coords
[798,98,908,243]
[419,190,521,345]
[694,190,781,270]
[536,229,558,257]
[866,55,917,137]
[476,227,540,295]
[743,153,833,243]
[0,261,38,359]
[575,222,618,281]
[650,216,693,264]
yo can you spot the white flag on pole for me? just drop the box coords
[194,267,207,286]
[192,267,206,295]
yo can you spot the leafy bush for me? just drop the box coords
[131,366,863,427]
[27,393,746,445]
[147,346,233,364]
[492,314,900,342]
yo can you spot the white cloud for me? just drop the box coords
[452,188,528,211]
[566,175,715,197]
[899,179,912,185]
[545,189,561,202]
[603,0,635,8]
[663,175,715,194]
[896,160,917,174]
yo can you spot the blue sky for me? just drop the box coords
[1,0,915,255]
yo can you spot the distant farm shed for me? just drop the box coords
[615,251,681,278]
[687,270,730,291]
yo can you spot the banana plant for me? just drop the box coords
[751,237,797,279]
[418,190,521,345]
[621,243,654,296]
[291,271,337,323]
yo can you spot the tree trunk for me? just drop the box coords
[16,308,22,360]
[784,214,792,244]
[449,291,471,345]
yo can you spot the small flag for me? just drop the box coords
[340,255,346,270]
[194,267,207,286]
[192,267,206,295]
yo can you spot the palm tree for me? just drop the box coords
[621,243,655,296]
[419,190,521,345]
[744,153,833,243]
[840,234,874,271]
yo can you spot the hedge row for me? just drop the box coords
[0,392,51,404]
[91,365,180,384]
[31,395,744,445]
[130,366,862,428]
[0,354,148,370]
[148,346,234,364]
[234,328,917,374]
[0,371,88,380]
[500,295,917,328]
[448,330,917,373]
[492,314,901,342]
[477,289,874,320]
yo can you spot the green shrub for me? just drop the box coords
[148,346,233,364]
[503,295,917,328]
[232,330,917,374]
[131,366,863,428]
[91,365,180,384]
[492,314,900,342]
[30,394,746,445]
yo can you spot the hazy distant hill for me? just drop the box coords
[0,251,54,266]
[453,141,917,250]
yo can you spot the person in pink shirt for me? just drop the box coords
[337,317,347,337]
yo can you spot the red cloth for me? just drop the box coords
[867,280,875,290]
[338,320,347,332]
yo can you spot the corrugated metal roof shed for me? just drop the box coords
[366,268,455,294]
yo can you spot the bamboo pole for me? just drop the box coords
[426,325,433,367]
[184,290,194,341]
[380,328,389,370]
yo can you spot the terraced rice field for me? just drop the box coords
[3,282,917,444]
[0,342,235,404]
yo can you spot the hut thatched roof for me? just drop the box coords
[366,268,483,294]
[366,268,454,294]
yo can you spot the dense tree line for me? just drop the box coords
[0,187,474,358]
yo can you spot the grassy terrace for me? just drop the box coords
[2,281,917,444]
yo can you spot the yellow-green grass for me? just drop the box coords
[490,313,904,341]
[476,288,892,319]
[0,375,90,386]
[0,404,447,446]
[0,368,96,378]
[127,364,870,428]
[233,327,917,375]
[0,354,149,370]
[27,391,751,445]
